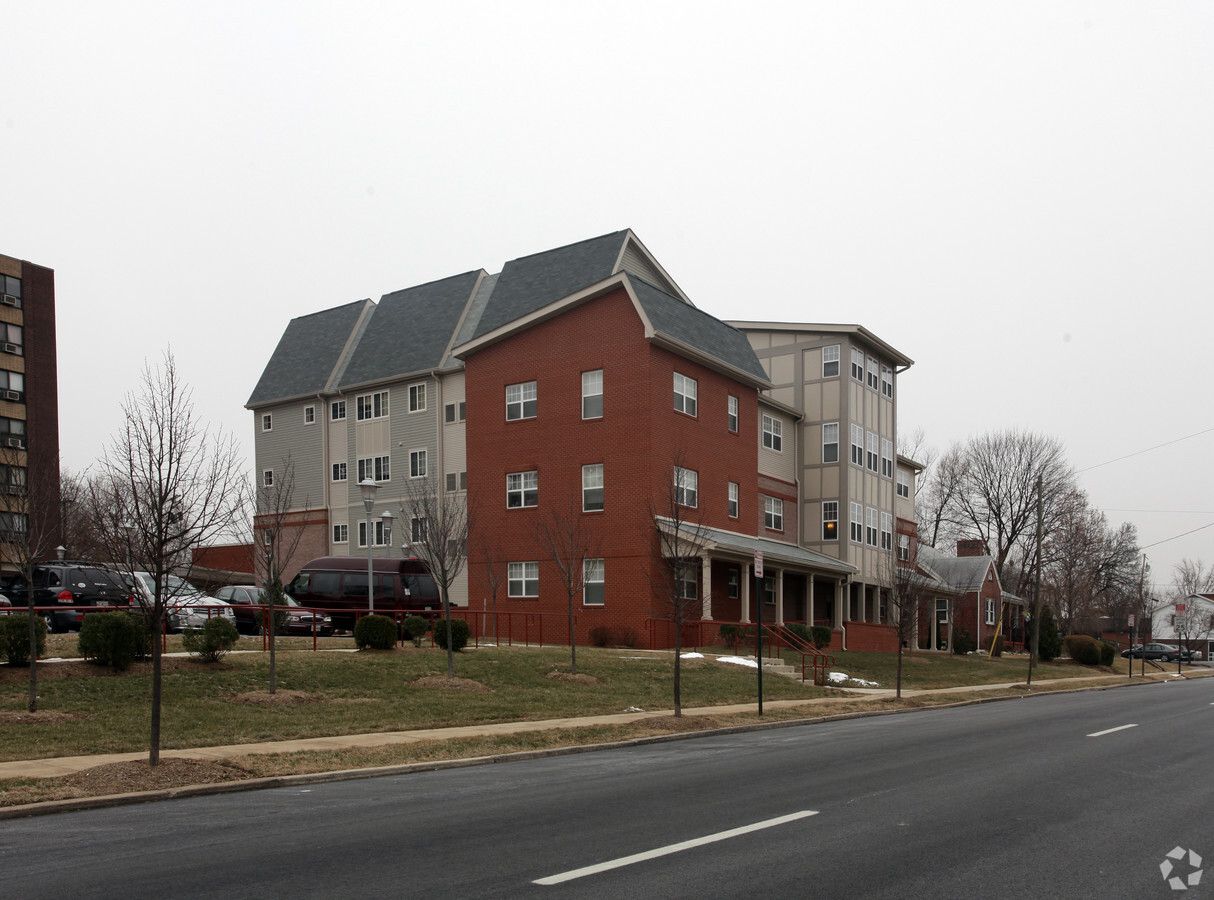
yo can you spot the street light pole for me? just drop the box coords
[359,479,378,614]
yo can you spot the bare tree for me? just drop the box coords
[472,532,505,643]
[915,443,965,551]
[1169,559,1214,601]
[534,499,601,676]
[1,443,61,712]
[878,543,926,698]
[254,454,306,694]
[649,456,712,717]
[94,352,246,765]
[397,474,471,679]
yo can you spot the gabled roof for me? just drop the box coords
[917,544,997,593]
[656,518,856,576]
[247,300,371,407]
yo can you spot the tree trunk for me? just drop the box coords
[26,586,38,713]
[569,593,577,676]
[149,612,163,766]
[673,617,682,717]
[443,590,454,679]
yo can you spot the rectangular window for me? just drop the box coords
[444,401,466,424]
[331,400,346,421]
[411,517,428,543]
[867,356,879,390]
[823,344,840,378]
[898,533,910,561]
[357,456,390,482]
[332,462,347,482]
[507,470,538,508]
[727,395,738,432]
[582,464,604,511]
[985,598,996,626]
[508,561,539,597]
[728,569,740,599]
[936,598,949,624]
[822,501,838,541]
[408,383,426,412]
[304,406,315,425]
[851,347,865,381]
[764,496,784,531]
[881,365,894,399]
[375,519,391,547]
[850,501,863,543]
[866,507,878,547]
[881,438,894,479]
[584,558,605,606]
[674,466,698,508]
[763,576,777,605]
[410,449,427,478]
[897,469,911,499]
[728,482,739,518]
[332,523,348,544]
[823,422,839,463]
[582,370,603,419]
[867,432,879,473]
[446,473,457,492]
[762,415,782,452]
[850,424,864,467]
[881,511,893,551]
[262,469,273,487]
[356,391,389,421]
[261,413,272,432]
[679,573,698,600]
[506,381,537,420]
[673,372,697,417]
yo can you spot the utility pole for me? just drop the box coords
[1027,474,1043,686]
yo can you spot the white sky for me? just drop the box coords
[4,2,1211,595]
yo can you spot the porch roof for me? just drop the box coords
[657,518,857,577]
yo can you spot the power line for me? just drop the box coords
[1140,520,1214,551]
[1077,425,1214,473]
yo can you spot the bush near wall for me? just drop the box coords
[78,612,142,671]
[354,615,397,651]
[1064,633,1103,666]
[0,615,46,666]
[589,626,640,648]
[432,618,470,652]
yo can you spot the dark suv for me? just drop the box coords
[4,562,131,633]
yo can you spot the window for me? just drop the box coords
[897,469,911,499]
[582,370,603,419]
[375,519,391,547]
[331,400,346,421]
[673,372,697,416]
[898,533,910,561]
[582,464,604,511]
[410,449,427,478]
[508,561,539,597]
[446,473,457,492]
[850,424,864,466]
[506,381,537,420]
[867,356,879,390]
[728,482,739,518]
[850,502,863,543]
[881,512,893,551]
[262,469,273,487]
[866,507,878,547]
[408,383,426,412]
[0,417,24,447]
[985,598,996,626]
[0,370,23,398]
[765,496,784,531]
[261,413,272,432]
[411,517,428,543]
[763,576,777,605]
[866,432,879,473]
[0,464,26,491]
[823,344,840,378]
[444,401,466,424]
[881,439,894,479]
[584,558,605,605]
[822,422,839,463]
[356,391,389,421]
[851,347,865,381]
[357,456,390,482]
[507,470,538,508]
[332,524,348,544]
[936,598,949,624]
[1,323,22,354]
[762,415,782,452]
[881,365,894,399]
[728,569,740,599]
[1,275,21,308]
[303,406,315,425]
[332,462,347,482]
[822,501,838,541]
[678,573,697,600]
[727,395,738,432]
[674,467,698,508]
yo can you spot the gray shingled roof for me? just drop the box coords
[630,277,769,382]
[337,271,482,389]
[247,300,368,406]
[472,231,628,338]
[917,544,996,592]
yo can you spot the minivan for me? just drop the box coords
[287,556,441,629]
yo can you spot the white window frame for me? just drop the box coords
[881,438,894,479]
[727,395,738,432]
[507,470,538,508]
[410,449,427,478]
[444,401,466,424]
[850,501,863,543]
[262,469,274,487]
[880,511,893,551]
[728,482,739,518]
[866,431,879,473]
[411,516,428,543]
[582,463,604,512]
[508,561,539,597]
[357,456,390,483]
[762,415,782,452]
[851,347,865,381]
[582,370,603,419]
[408,382,426,413]
[867,356,879,390]
[822,501,839,541]
[332,462,347,482]
[765,496,784,531]
[897,469,911,499]
[261,413,272,432]
[356,391,389,421]
[332,523,348,544]
[823,422,839,463]
[881,365,894,399]
[673,372,697,417]
[675,466,698,508]
[866,506,879,547]
[583,558,605,606]
[331,400,346,421]
[506,381,537,421]
[823,344,840,378]
[985,598,996,626]
[850,424,864,467]
[303,406,315,425]
[898,533,910,561]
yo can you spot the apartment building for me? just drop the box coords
[0,252,61,574]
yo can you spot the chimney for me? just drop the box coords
[956,539,986,558]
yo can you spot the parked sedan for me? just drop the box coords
[0,593,11,614]
[1121,643,1193,662]
[213,585,334,636]
[125,572,236,633]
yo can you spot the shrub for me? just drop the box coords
[78,612,142,671]
[1035,606,1062,662]
[1064,634,1102,666]
[432,617,470,652]
[1099,641,1116,667]
[784,623,811,643]
[402,615,429,648]
[181,617,239,662]
[0,614,46,666]
[718,624,740,645]
[953,628,976,655]
[983,634,1005,657]
[811,625,832,649]
[589,625,640,648]
[354,614,398,650]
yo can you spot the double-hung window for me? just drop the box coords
[881,438,894,478]
[408,383,426,412]
[728,482,739,518]
[881,365,894,399]
[866,507,878,547]
[583,559,605,605]
[823,422,839,463]
[582,370,603,419]
[850,424,864,467]
[507,470,538,508]
[506,381,537,420]
[508,561,539,597]
[304,406,315,425]
[674,466,698,508]
[897,469,911,499]
[985,598,996,625]
[851,348,865,381]
[332,524,348,544]
[764,496,784,531]
[582,464,604,511]
[898,533,910,561]
[673,372,697,416]
[410,449,427,478]
[727,395,738,432]
[850,501,863,543]
[822,501,838,541]
[880,511,893,551]
[867,356,879,391]
[866,432,879,473]
[411,517,428,543]
[356,391,389,421]
[823,344,840,378]
[357,456,390,483]
[762,415,782,452]
[331,400,346,421]
[332,462,347,482]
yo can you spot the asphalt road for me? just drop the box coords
[4,678,1212,899]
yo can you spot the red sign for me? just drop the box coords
[1176,604,1187,613]
[754,550,763,578]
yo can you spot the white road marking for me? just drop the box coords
[534,810,818,886]
[1087,724,1138,737]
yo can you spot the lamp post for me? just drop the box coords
[359,479,378,613]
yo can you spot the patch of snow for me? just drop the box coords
[625,706,645,712]
[717,656,759,669]
[681,652,704,659]
[828,671,880,687]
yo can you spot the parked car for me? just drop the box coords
[4,562,131,633]
[1121,643,1193,662]
[126,571,236,633]
[213,585,334,636]
[288,556,441,630]
[0,593,11,614]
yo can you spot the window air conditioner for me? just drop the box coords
[0,343,17,355]
[1,390,18,402]
[5,437,23,448]
[0,295,18,307]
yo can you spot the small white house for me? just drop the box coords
[1151,593,1214,660]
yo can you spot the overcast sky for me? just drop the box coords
[4,2,1211,595]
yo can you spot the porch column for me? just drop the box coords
[740,563,752,623]
[774,569,785,625]
[833,579,846,629]
[857,583,867,622]
[807,576,815,625]
[701,556,712,619]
